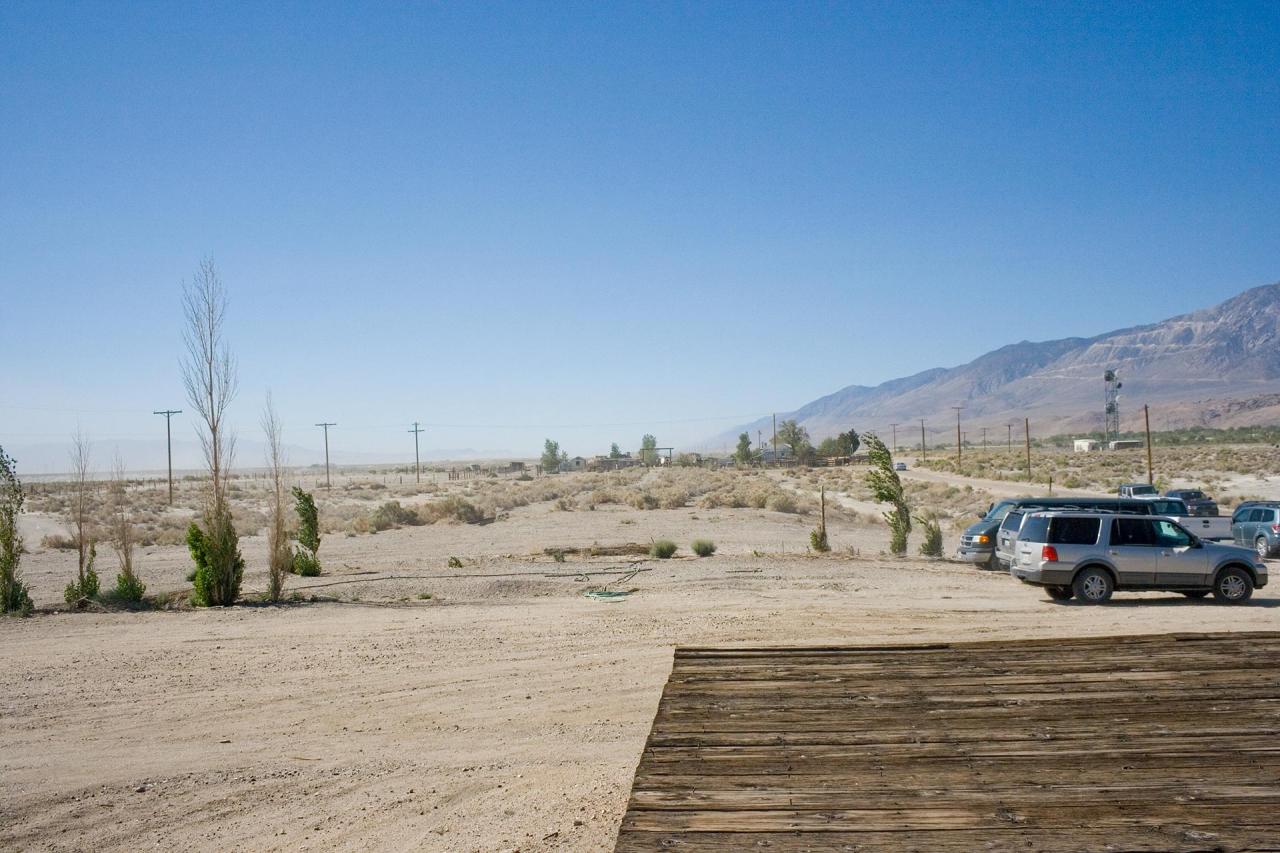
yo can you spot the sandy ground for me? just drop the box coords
[3,480,1277,852]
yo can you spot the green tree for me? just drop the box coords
[541,439,566,472]
[0,446,33,615]
[640,434,658,465]
[734,432,754,466]
[817,429,860,459]
[291,486,321,576]
[609,443,622,459]
[863,433,911,554]
[776,420,816,465]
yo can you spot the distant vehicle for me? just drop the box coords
[963,497,1165,571]
[1118,483,1158,498]
[1165,488,1219,517]
[1232,501,1280,558]
[1010,510,1266,604]
[893,461,907,471]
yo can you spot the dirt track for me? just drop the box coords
[3,512,1276,851]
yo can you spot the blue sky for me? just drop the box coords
[2,1,1279,467]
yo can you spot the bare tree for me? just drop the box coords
[65,428,99,602]
[261,392,290,603]
[108,452,145,602]
[181,258,243,606]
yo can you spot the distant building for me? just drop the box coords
[1109,440,1144,451]
[1073,439,1100,453]
[558,456,587,473]
[587,454,640,471]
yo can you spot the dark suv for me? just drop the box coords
[1166,489,1219,517]
[1233,502,1280,558]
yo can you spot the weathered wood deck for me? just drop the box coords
[615,632,1280,852]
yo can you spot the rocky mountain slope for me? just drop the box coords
[717,282,1280,445]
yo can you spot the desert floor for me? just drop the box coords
[3,468,1278,852]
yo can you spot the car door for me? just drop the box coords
[1152,519,1209,587]
[1106,517,1158,586]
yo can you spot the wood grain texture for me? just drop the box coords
[614,632,1280,852]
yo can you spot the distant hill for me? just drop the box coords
[714,281,1280,447]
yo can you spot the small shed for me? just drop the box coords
[1074,439,1100,452]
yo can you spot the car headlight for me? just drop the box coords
[972,534,989,545]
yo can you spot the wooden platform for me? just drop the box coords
[615,632,1280,852]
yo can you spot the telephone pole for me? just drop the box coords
[315,422,336,490]
[1007,423,1013,452]
[153,409,182,505]
[1024,417,1032,478]
[772,413,777,465]
[889,422,899,453]
[919,419,927,460]
[951,406,964,464]
[1144,404,1154,485]
[981,426,988,452]
[409,422,424,483]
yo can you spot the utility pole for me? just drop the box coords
[1024,417,1032,478]
[1144,404,1154,485]
[889,422,899,453]
[981,426,988,452]
[772,413,777,466]
[316,422,336,490]
[919,419,927,460]
[1007,423,1013,453]
[409,422,424,483]
[951,406,964,464]
[153,409,182,505]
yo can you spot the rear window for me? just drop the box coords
[1149,500,1186,516]
[999,512,1024,532]
[1050,516,1101,545]
[1128,485,1157,496]
[1018,516,1050,543]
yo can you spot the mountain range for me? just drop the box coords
[715,281,1280,447]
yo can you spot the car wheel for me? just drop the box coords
[1180,590,1210,599]
[1213,567,1254,604]
[1046,586,1073,601]
[1256,537,1273,559]
[1072,567,1113,604]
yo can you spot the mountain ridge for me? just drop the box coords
[712,281,1280,447]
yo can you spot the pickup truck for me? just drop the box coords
[1165,488,1220,517]
[1118,483,1158,499]
[1135,497,1232,541]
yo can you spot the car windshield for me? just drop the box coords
[1184,491,1204,500]
[985,500,1015,522]
[1129,485,1157,496]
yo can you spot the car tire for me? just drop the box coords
[1046,586,1073,601]
[1213,567,1254,604]
[1256,537,1273,559]
[1181,590,1210,599]
[1072,567,1113,604]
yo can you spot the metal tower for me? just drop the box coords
[1103,369,1122,447]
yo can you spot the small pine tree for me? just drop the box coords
[917,515,943,558]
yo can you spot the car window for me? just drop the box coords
[1018,516,1049,543]
[999,512,1024,533]
[1185,491,1204,500]
[1265,509,1278,523]
[1153,520,1193,548]
[1249,509,1267,523]
[1149,500,1183,516]
[1049,517,1100,545]
[1111,517,1156,546]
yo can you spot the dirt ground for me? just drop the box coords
[3,472,1277,852]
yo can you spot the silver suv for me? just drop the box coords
[1011,511,1267,604]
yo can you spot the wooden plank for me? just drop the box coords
[614,632,1280,852]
